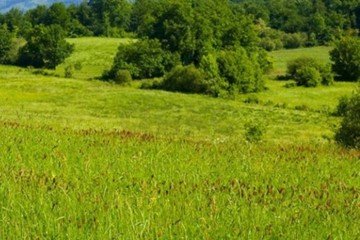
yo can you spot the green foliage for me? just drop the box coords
[18,25,74,69]
[217,48,264,93]
[335,90,360,148]
[0,26,13,64]
[294,67,322,87]
[113,69,132,85]
[330,37,360,81]
[105,39,177,80]
[64,65,73,78]
[132,0,258,65]
[160,65,206,93]
[259,38,277,51]
[334,96,350,117]
[287,57,334,87]
[282,33,307,49]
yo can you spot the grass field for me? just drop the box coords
[0,38,359,239]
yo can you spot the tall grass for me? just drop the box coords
[0,124,358,239]
[0,39,359,239]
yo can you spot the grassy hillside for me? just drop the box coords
[269,46,332,76]
[53,38,133,80]
[0,38,359,239]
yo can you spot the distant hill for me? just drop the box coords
[0,0,81,13]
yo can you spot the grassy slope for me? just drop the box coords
[54,38,133,80]
[0,39,359,238]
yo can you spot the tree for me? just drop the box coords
[18,25,74,69]
[330,37,360,81]
[44,3,71,30]
[88,0,132,36]
[0,26,13,64]
[104,39,178,79]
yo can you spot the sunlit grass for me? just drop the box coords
[0,39,359,239]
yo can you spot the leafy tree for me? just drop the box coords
[89,0,132,36]
[0,26,13,64]
[44,3,71,30]
[330,37,360,81]
[105,39,178,79]
[18,25,74,69]
[216,47,264,93]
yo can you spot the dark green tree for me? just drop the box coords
[0,26,13,64]
[330,37,360,81]
[18,25,74,69]
[104,38,178,79]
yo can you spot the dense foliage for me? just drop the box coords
[0,0,358,45]
[0,26,13,64]
[18,24,74,69]
[160,65,207,93]
[330,37,360,81]
[234,0,360,45]
[336,90,360,148]
[104,39,177,80]
[287,57,334,87]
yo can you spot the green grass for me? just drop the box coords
[0,72,344,142]
[0,125,358,239]
[269,46,332,76]
[54,37,134,80]
[0,39,359,239]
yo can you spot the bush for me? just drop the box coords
[282,33,307,49]
[0,26,13,64]
[294,67,322,87]
[259,38,276,51]
[287,57,334,87]
[113,69,132,84]
[335,90,360,148]
[245,123,265,143]
[334,96,350,117]
[18,25,74,69]
[105,39,178,80]
[330,37,360,81]
[160,65,206,93]
[64,65,74,78]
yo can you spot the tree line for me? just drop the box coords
[0,0,359,43]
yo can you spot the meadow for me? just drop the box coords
[0,38,359,239]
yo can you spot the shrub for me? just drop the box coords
[105,39,178,80]
[64,65,74,78]
[18,25,74,69]
[294,67,322,87]
[0,26,13,64]
[334,96,350,117]
[282,33,307,49]
[319,64,334,85]
[245,123,265,143]
[330,37,360,81]
[259,38,276,51]
[160,65,206,93]
[287,57,334,87]
[335,90,360,148]
[113,69,132,84]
